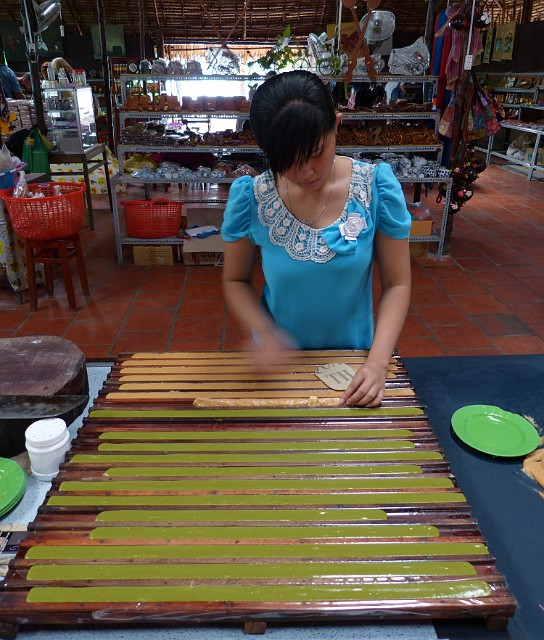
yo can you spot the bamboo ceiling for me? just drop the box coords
[0,1,541,46]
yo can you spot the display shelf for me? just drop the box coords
[118,144,260,155]
[482,120,544,180]
[42,86,97,153]
[115,73,450,263]
[110,172,452,264]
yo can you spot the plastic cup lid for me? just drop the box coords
[25,418,67,448]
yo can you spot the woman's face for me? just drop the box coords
[281,114,340,191]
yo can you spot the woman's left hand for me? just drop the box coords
[339,362,387,407]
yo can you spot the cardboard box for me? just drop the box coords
[524,147,544,167]
[183,203,225,266]
[133,245,174,266]
[410,220,433,237]
[182,234,224,266]
[184,203,225,228]
[409,220,433,258]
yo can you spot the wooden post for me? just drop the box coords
[20,0,47,133]
[521,0,534,23]
[96,0,114,150]
[138,0,145,59]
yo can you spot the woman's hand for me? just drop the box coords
[339,361,388,407]
[247,327,299,374]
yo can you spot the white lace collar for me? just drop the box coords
[254,160,374,263]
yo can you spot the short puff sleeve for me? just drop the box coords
[373,163,411,240]
[222,175,255,242]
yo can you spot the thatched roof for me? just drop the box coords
[2,1,447,44]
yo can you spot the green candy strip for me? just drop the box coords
[27,561,477,581]
[103,465,423,478]
[59,477,453,492]
[26,541,489,561]
[47,492,466,507]
[89,524,439,540]
[98,429,413,440]
[96,509,388,522]
[70,451,444,464]
[27,580,492,603]
[97,440,416,452]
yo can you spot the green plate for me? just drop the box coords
[0,458,27,516]
[451,405,540,457]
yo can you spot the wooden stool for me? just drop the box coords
[24,233,90,311]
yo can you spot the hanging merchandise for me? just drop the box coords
[388,37,430,75]
[500,22,516,61]
[482,27,493,64]
[436,2,484,91]
[206,46,241,75]
[492,23,505,61]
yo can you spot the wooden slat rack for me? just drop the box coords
[0,350,516,637]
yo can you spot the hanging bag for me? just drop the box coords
[22,127,52,180]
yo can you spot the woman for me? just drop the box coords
[222,71,411,407]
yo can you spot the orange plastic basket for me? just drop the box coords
[2,182,86,241]
[123,199,183,239]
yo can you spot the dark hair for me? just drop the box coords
[249,70,337,176]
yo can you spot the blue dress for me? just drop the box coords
[222,159,411,350]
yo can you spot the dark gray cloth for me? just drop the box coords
[404,355,544,640]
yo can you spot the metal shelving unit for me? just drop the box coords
[113,73,450,263]
[484,121,544,180]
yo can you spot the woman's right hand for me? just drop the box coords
[247,327,299,373]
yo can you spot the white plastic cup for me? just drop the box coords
[25,418,70,482]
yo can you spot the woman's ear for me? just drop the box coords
[335,112,342,129]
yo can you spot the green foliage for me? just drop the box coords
[249,26,307,72]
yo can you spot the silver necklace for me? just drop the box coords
[285,159,336,227]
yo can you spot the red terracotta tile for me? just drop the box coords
[0,309,30,330]
[168,340,222,351]
[452,294,509,315]
[64,321,121,344]
[529,323,544,339]
[488,284,542,305]
[506,301,544,324]
[76,299,132,322]
[186,266,224,284]
[410,288,453,306]
[437,277,487,296]
[401,315,429,337]
[124,309,175,332]
[431,324,494,350]
[133,290,181,309]
[171,317,223,341]
[472,313,534,337]
[183,281,225,299]
[397,337,446,357]
[443,347,501,356]
[455,257,502,272]
[113,331,169,355]
[80,344,115,359]
[223,327,252,350]
[518,278,544,297]
[179,298,225,319]
[415,304,472,326]
[140,273,187,292]
[15,317,74,337]
[472,270,519,287]
[491,335,544,355]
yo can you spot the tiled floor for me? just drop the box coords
[1,160,543,360]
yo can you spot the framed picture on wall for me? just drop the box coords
[91,25,125,60]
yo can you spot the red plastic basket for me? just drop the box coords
[2,182,86,241]
[123,199,183,239]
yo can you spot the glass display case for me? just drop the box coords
[42,86,97,153]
